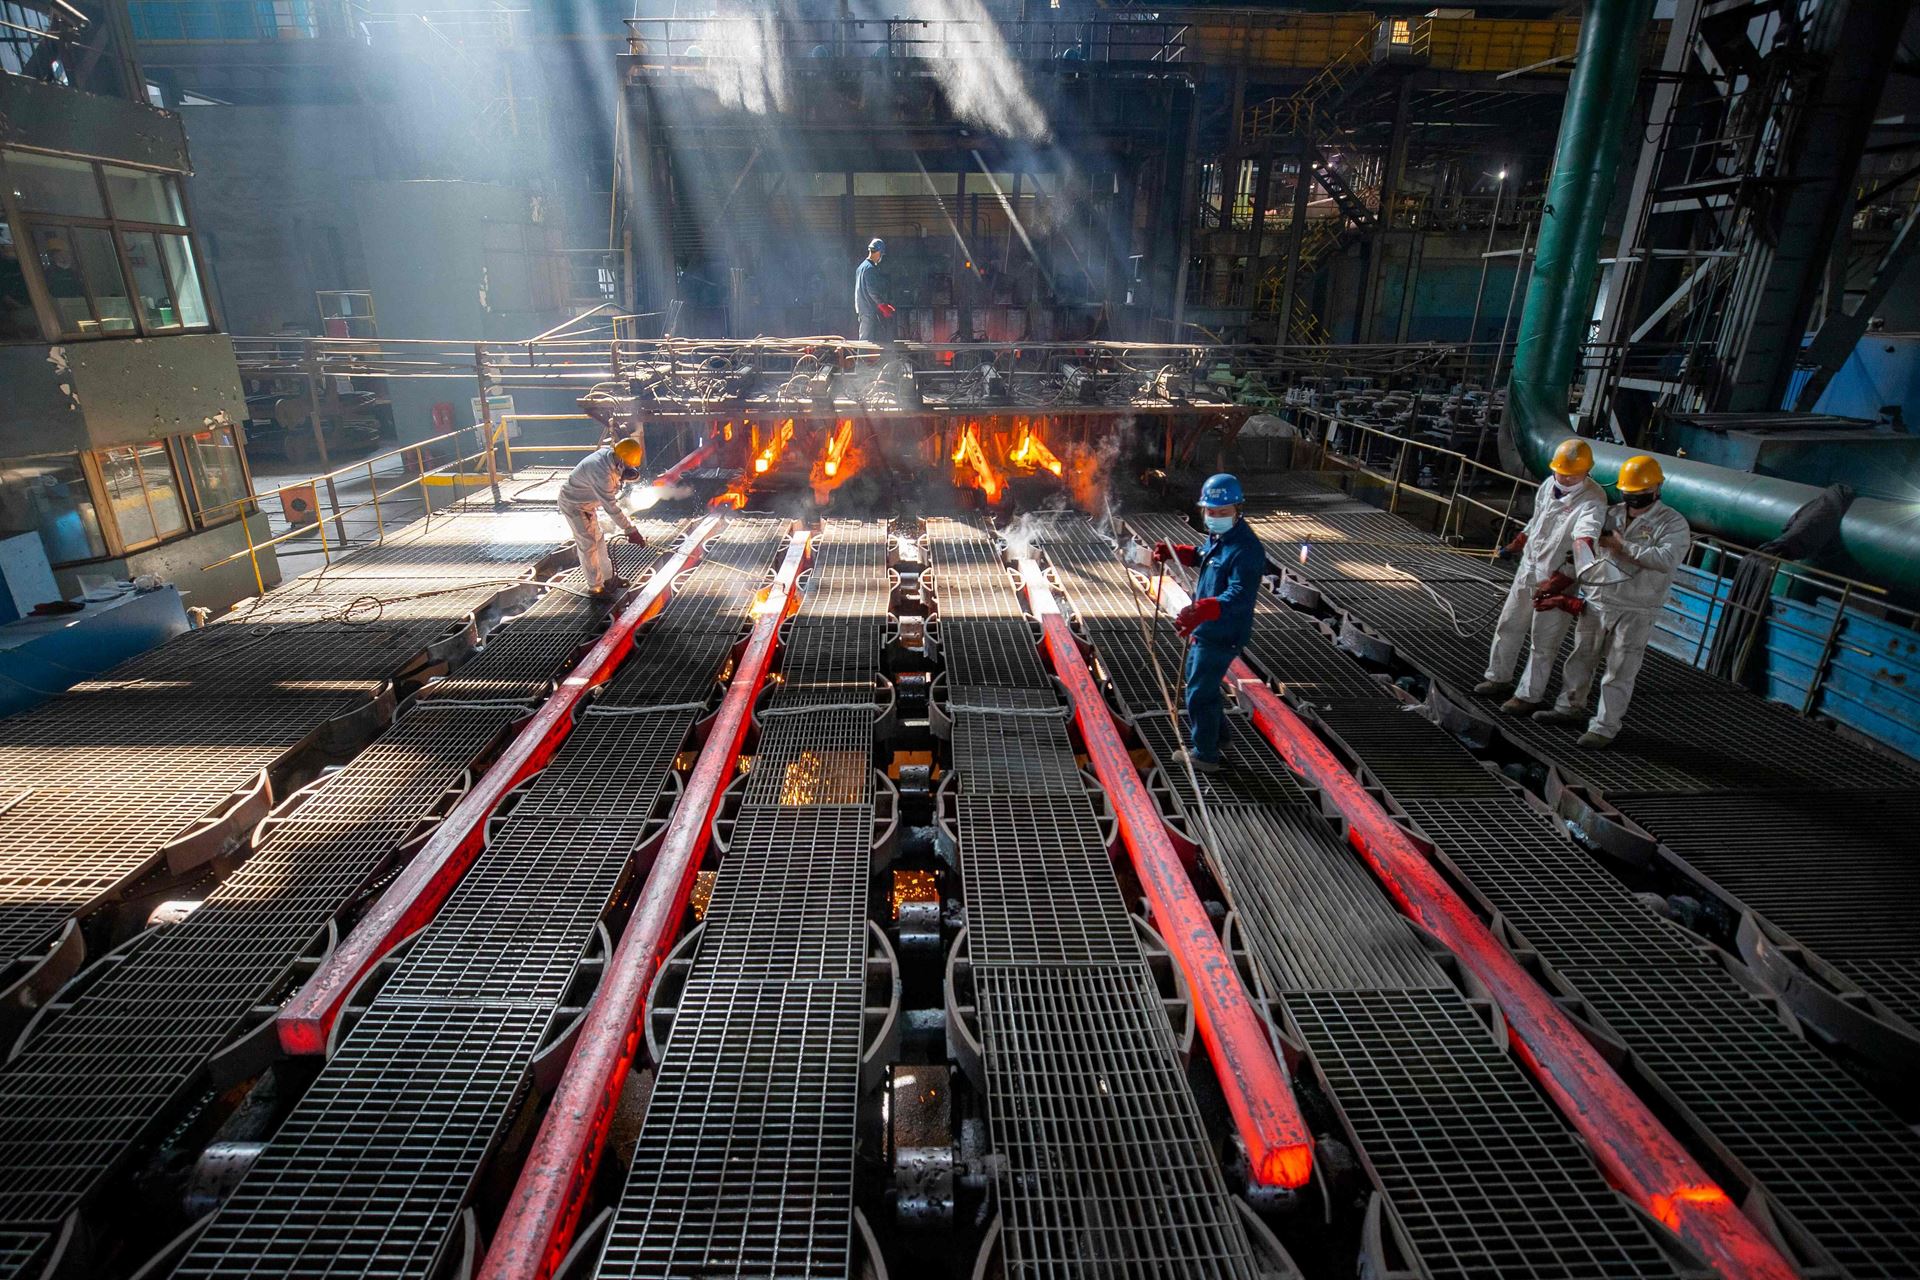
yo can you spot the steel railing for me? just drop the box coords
[1285,404,1919,744]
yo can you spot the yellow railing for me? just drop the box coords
[200,422,514,596]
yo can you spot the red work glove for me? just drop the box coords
[1174,597,1221,637]
[1496,531,1528,561]
[876,302,896,319]
[1532,594,1585,616]
[1152,542,1200,567]
[1532,570,1573,600]
[625,528,647,547]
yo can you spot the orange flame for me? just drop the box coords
[1009,420,1063,477]
[810,419,861,502]
[951,422,1003,504]
[823,418,853,479]
[713,417,794,509]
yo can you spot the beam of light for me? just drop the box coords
[972,151,1056,296]
[892,0,1050,141]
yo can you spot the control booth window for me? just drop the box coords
[182,424,250,526]
[0,454,107,566]
[0,149,214,340]
[96,440,188,550]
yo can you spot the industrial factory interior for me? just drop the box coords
[3,0,1920,1276]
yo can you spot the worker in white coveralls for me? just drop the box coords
[558,436,647,597]
[1473,438,1608,715]
[1531,454,1691,748]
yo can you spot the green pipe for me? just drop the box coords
[1502,0,1920,595]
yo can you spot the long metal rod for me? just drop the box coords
[1018,558,1314,1190]
[1146,572,1798,1280]
[275,514,727,1056]
[477,529,808,1280]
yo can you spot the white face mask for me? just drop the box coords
[1203,513,1235,534]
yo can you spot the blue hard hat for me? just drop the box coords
[1198,473,1243,507]
[868,238,886,254]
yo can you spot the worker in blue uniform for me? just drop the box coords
[854,237,896,345]
[1152,473,1266,774]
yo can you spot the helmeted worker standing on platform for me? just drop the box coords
[1152,473,1265,775]
[854,238,896,345]
[1474,438,1608,714]
[1532,455,1691,747]
[559,436,647,598]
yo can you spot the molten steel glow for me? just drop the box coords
[951,422,1003,503]
[824,418,853,478]
[1009,421,1063,476]
[714,417,794,508]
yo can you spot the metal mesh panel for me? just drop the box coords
[1613,790,1920,964]
[377,711,696,1009]
[952,710,1084,795]
[956,795,1141,968]
[973,966,1259,1279]
[741,710,875,807]
[601,979,864,1279]
[1204,806,1442,994]
[1287,989,1676,1280]
[698,806,872,982]
[175,1004,549,1280]
[1308,698,1513,800]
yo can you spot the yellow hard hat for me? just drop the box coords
[612,437,645,468]
[1616,454,1665,494]
[1549,438,1594,477]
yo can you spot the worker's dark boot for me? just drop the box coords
[1532,707,1586,727]
[1473,679,1513,698]
[1500,697,1543,715]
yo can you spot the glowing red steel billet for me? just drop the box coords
[1146,576,1796,1279]
[652,436,718,488]
[1016,560,1314,1191]
[477,529,809,1280]
[276,514,728,1058]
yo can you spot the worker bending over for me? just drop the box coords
[1533,455,1691,747]
[1152,473,1265,774]
[1474,438,1607,714]
[558,436,647,598]
[854,237,896,345]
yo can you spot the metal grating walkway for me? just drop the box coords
[925,517,1260,1279]
[1043,517,1680,1279]
[0,506,572,969]
[1231,499,1920,1278]
[600,520,888,1278]
[171,519,787,1279]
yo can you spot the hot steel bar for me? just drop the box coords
[1016,558,1313,1191]
[276,514,726,1055]
[1148,571,1797,1280]
[475,530,809,1280]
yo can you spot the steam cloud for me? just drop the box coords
[895,0,1052,141]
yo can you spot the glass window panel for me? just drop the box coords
[31,225,94,332]
[157,233,210,327]
[5,151,105,216]
[136,441,187,538]
[102,166,186,225]
[99,446,158,547]
[0,222,40,341]
[0,455,106,565]
[72,226,135,332]
[185,426,247,524]
[121,231,180,330]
